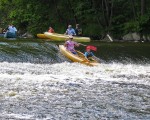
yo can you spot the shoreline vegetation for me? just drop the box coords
[0,0,150,42]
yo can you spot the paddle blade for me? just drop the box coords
[86,45,97,51]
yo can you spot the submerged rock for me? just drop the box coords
[122,32,150,41]
[21,32,34,38]
[122,32,140,41]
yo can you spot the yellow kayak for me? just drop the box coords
[37,34,49,39]
[44,32,91,42]
[59,45,100,66]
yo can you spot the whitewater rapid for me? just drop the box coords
[0,62,150,119]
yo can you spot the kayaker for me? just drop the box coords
[64,35,79,54]
[48,27,55,33]
[75,24,82,36]
[84,48,94,59]
[84,45,101,62]
[65,25,76,36]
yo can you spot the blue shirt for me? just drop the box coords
[66,28,76,35]
[8,26,17,34]
[84,51,94,58]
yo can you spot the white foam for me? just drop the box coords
[0,113,33,119]
[0,62,149,85]
[0,62,149,119]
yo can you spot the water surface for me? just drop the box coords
[0,39,149,119]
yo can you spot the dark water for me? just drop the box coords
[0,39,63,63]
[0,39,150,64]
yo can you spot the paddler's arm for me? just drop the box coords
[64,41,68,47]
[74,42,80,47]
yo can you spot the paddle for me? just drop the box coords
[92,56,101,62]
[78,43,87,46]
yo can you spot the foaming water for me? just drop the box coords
[0,62,150,119]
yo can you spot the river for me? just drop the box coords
[0,39,150,120]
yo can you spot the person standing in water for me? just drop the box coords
[75,24,82,36]
[65,25,76,36]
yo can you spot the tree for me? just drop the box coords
[0,0,150,40]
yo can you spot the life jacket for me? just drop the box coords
[66,40,76,52]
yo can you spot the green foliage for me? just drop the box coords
[123,14,150,36]
[124,21,140,33]
[138,14,150,35]
[0,0,150,39]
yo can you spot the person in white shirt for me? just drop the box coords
[4,24,17,38]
